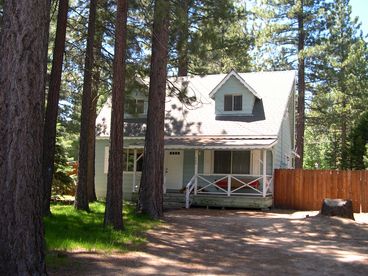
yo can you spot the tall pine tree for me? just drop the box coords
[75,0,98,211]
[306,0,368,169]
[104,0,128,230]
[138,0,170,219]
[0,0,50,273]
[254,0,328,168]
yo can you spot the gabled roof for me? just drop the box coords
[208,69,262,100]
[96,70,296,148]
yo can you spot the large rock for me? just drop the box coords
[321,198,354,220]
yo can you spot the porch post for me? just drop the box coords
[194,149,198,195]
[133,149,137,192]
[262,149,267,197]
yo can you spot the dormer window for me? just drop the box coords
[224,95,242,111]
[126,99,145,114]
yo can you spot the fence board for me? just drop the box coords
[274,169,368,213]
[362,171,368,212]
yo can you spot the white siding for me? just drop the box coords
[273,88,295,169]
[95,139,142,201]
[203,150,212,174]
[251,150,261,175]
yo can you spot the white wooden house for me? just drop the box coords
[94,70,296,208]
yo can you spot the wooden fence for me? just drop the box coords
[274,169,368,213]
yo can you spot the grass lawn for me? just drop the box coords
[44,201,158,254]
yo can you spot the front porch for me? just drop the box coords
[128,147,273,209]
[184,171,273,208]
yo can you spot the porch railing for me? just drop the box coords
[185,173,273,208]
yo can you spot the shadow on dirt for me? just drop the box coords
[49,208,368,276]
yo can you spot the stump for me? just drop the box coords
[320,198,354,220]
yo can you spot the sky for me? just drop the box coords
[350,0,368,37]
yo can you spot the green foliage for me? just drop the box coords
[364,145,368,169]
[52,124,75,195]
[306,0,368,169]
[169,0,253,74]
[44,201,158,252]
[252,0,328,72]
[350,111,368,169]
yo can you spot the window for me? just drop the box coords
[224,95,242,111]
[233,95,242,111]
[135,99,144,114]
[123,149,143,172]
[214,151,250,174]
[104,148,144,173]
[126,99,145,114]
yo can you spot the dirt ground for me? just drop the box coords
[50,208,368,276]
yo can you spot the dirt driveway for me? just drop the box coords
[50,208,368,275]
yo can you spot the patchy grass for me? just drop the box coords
[44,201,158,253]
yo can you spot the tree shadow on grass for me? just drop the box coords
[44,202,156,253]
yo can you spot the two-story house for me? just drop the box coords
[94,70,296,208]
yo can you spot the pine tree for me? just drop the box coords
[138,0,170,219]
[104,0,128,230]
[0,0,50,273]
[75,0,98,211]
[254,0,328,168]
[87,0,109,203]
[307,0,368,169]
[42,0,69,216]
[170,0,252,75]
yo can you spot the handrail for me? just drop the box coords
[185,173,273,208]
[196,173,273,197]
[185,175,196,208]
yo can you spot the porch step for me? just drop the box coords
[130,192,186,209]
[163,192,186,210]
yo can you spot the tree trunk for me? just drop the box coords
[42,0,69,216]
[138,0,170,219]
[75,0,98,211]
[0,0,50,274]
[177,0,189,76]
[104,0,128,230]
[87,96,97,202]
[295,0,305,169]
[86,0,108,203]
[321,198,354,220]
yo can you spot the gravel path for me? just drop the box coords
[50,208,368,275]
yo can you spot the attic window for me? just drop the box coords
[224,95,242,111]
[126,99,145,114]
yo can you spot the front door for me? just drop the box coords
[164,150,184,191]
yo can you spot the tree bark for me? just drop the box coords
[42,0,69,216]
[87,95,97,202]
[0,0,50,274]
[104,0,128,230]
[75,0,98,211]
[295,0,305,169]
[138,0,170,219]
[86,0,109,203]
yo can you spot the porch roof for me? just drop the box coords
[125,136,277,150]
